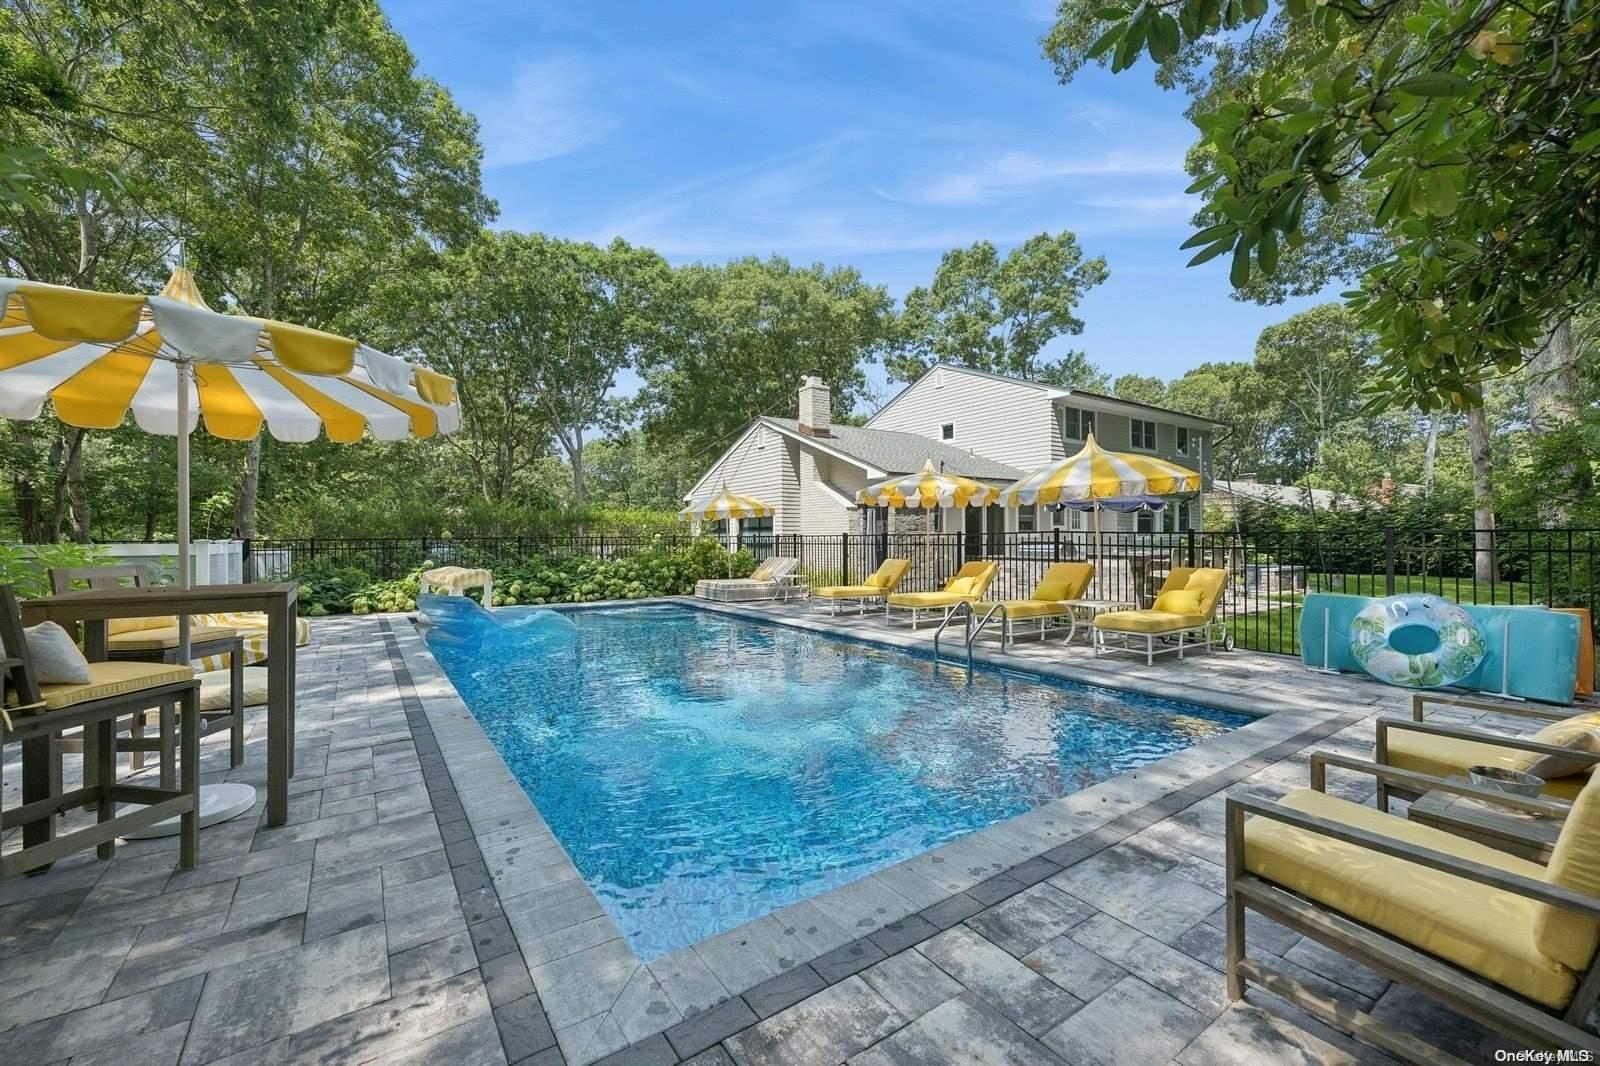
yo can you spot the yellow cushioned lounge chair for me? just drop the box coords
[971,562,1094,646]
[810,558,910,615]
[1092,566,1227,665]
[886,561,998,629]
[192,612,312,672]
[1226,750,1600,1058]
[1372,693,1600,811]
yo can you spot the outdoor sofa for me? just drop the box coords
[694,556,799,603]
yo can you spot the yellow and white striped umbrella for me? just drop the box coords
[857,460,997,510]
[997,434,1199,506]
[679,485,775,522]
[0,269,460,441]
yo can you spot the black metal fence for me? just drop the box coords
[248,527,1600,657]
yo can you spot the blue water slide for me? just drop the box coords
[1299,592,1580,704]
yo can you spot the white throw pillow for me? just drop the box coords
[24,622,92,684]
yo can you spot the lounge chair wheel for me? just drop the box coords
[1222,633,1235,651]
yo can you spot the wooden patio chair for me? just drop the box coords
[49,564,245,775]
[1374,694,1600,812]
[1225,750,1600,1061]
[1,584,201,877]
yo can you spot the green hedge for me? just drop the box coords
[290,539,756,616]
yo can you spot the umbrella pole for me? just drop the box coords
[177,360,192,663]
[1095,500,1104,599]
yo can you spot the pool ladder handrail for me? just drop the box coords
[931,601,1008,674]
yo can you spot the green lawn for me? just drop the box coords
[1266,572,1537,607]
[1224,606,1303,656]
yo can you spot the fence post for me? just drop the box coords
[841,532,850,584]
[1384,526,1397,596]
[1186,529,1196,568]
[1053,527,1061,562]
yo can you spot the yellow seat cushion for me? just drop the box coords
[1532,712,1600,748]
[813,585,889,599]
[1182,568,1227,618]
[421,566,492,590]
[1093,610,1206,634]
[979,600,1068,620]
[1245,788,1578,1008]
[889,591,969,608]
[1152,589,1203,615]
[1380,728,1586,801]
[1536,773,1600,969]
[33,661,195,711]
[106,624,237,652]
[108,614,178,636]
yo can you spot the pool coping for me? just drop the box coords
[392,596,1381,1064]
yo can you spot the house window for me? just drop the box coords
[1176,427,1189,456]
[1137,509,1156,534]
[1061,406,1095,442]
[941,422,954,440]
[1018,505,1036,532]
[1131,418,1156,450]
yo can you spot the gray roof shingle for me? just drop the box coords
[761,417,1024,482]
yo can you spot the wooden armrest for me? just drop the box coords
[1377,716,1600,766]
[1225,792,1600,919]
[1308,750,1570,818]
[1411,692,1569,723]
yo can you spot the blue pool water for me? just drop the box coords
[423,601,1251,959]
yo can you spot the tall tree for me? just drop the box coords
[1111,373,1167,406]
[1251,304,1375,471]
[1042,0,1600,411]
[637,256,895,459]
[1523,320,1591,523]
[887,232,1108,383]
[1034,350,1111,391]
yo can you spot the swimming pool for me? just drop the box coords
[423,601,1252,959]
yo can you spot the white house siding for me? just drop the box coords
[798,451,864,535]
[866,368,1058,471]
[689,422,793,533]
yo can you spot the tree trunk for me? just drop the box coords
[1525,317,1588,525]
[1466,404,1496,583]
[66,430,90,542]
[1420,414,1440,495]
[233,438,261,539]
[570,426,584,506]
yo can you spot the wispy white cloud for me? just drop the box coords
[1074,192,1195,220]
[474,54,617,169]
[882,149,1184,206]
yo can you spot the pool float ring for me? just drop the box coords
[1349,594,1487,689]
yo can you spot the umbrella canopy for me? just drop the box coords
[997,434,1198,507]
[857,460,997,510]
[679,485,775,522]
[0,271,460,441]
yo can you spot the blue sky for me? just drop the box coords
[384,0,1325,408]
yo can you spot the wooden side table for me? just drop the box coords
[1407,787,1563,863]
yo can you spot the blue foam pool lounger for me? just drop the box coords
[1300,593,1581,704]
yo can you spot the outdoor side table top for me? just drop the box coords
[22,583,300,827]
[1406,786,1562,864]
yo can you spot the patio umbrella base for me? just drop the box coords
[118,782,257,839]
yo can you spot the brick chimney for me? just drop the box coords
[797,371,831,437]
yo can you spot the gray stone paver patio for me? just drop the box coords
[0,601,1565,1064]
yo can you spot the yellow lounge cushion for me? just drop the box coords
[198,666,269,711]
[1152,589,1203,615]
[1245,788,1578,1008]
[864,559,910,590]
[975,600,1068,621]
[107,624,237,652]
[889,591,969,608]
[1093,610,1206,634]
[1532,712,1600,749]
[814,585,889,600]
[1535,773,1600,969]
[1379,728,1584,801]
[32,661,195,711]
[1033,562,1093,602]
